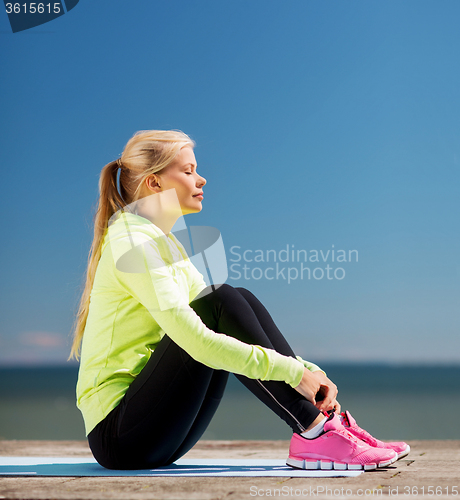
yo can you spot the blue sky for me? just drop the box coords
[0,0,459,366]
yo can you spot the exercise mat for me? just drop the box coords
[0,456,363,477]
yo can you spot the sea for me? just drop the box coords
[1,365,459,441]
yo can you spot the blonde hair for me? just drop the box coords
[68,129,196,360]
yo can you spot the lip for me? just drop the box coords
[193,192,203,198]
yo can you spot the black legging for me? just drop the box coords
[87,284,320,470]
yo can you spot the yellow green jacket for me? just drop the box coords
[76,211,324,435]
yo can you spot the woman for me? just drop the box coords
[70,129,409,471]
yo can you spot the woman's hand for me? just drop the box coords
[310,371,339,413]
[293,367,322,404]
[294,368,339,413]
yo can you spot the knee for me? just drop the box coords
[204,283,234,293]
[216,285,254,300]
[213,283,237,297]
[234,286,253,298]
[206,283,245,303]
[192,283,235,303]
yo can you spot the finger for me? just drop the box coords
[323,399,336,413]
[328,389,338,408]
[314,401,324,412]
[318,389,334,411]
[325,400,340,415]
[326,383,338,400]
[306,389,317,405]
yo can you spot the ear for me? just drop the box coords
[145,174,161,192]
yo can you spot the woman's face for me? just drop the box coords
[147,146,207,215]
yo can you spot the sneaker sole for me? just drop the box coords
[286,454,397,471]
[397,444,410,460]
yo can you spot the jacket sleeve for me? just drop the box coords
[295,356,326,376]
[187,257,208,302]
[110,235,305,388]
[167,231,209,302]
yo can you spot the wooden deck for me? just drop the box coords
[0,440,459,499]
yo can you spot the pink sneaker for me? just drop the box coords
[340,411,410,460]
[286,414,398,471]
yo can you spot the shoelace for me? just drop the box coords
[342,416,383,445]
[335,412,369,443]
[355,425,373,439]
[331,425,364,445]
[340,412,366,436]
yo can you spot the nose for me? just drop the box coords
[197,174,206,187]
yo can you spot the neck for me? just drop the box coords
[145,213,178,236]
[133,189,182,236]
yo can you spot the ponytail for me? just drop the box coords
[68,160,124,360]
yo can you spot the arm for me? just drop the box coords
[110,234,305,388]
